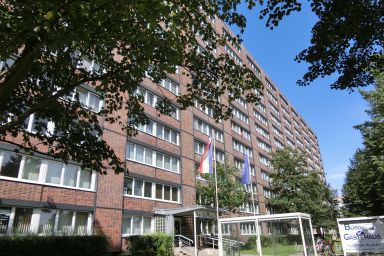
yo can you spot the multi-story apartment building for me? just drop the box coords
[0,18,324,252]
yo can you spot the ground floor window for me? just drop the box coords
[240,222,256,235]
[154,216,166,234]
[122,215,152,236]
[0,206,93,235]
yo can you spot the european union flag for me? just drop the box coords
[241,155,250,185]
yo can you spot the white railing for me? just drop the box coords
[174,235,194,256]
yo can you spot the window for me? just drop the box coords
[240,222,256,234]
[193,118,223,143]
[256,103,266,113]
[233,140,253,158]
[67,87,103,112]
[254,110,268,126]
[257,139,272,153]
[247,57,261,77]
[240,203,259,214]
[154,216,166,233]
[282,107,290,117]
[234,159,256,176]
[283,117,292,128]
[0,207,11,234]
[122,215,152,236]
[254,89,264,100]
[261,171,270,182]
[259,154,272,168]
[194,141,225,163]
[0,206,92,235]
[136,87,179,120]
[266,90,278,104]
[194,100,215,118]
[23,114,52,135]
[161,78,179,95]
[263,188,273,198]
[291,108,299,118]
[285,127,293,138]
[280,95,289,107]
[137,119,179,145]
[296,139,303,148]
[0,150,96,191]
[231,122,251,141]
[124,177,179,203]
[269,102,280,116]
[223,30,241,53]
[126,143,180,173]
[293,119,300,128]
[295,129,302,138]
[271,114,281,127]
[266,80,276,92]
[231,106,249,124]
[272,125,283,138]
[235,97,247,109]
[255,123,270,140]
[224,45,242,65]
[274,137,284,149]
[78,56,103,74]
[0,151,22,178]
[287,138,295,148]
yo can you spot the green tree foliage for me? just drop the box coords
[196,164,248,212]
[258,0,383,90]
[342,72,384,216]
[268,148,337,228]
[0,1,262,174]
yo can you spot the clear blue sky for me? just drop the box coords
[232,3,369,194]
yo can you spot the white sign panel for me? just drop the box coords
[338,217,384,253]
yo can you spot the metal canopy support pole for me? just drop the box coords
[218,218,223,256]
[308,216,318,256]
[255,219,263,256]
[299,215,308,256]
[194,210,198,256]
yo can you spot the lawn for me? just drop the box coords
[240,244,301,256]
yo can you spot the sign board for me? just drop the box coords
[337,216,384,254]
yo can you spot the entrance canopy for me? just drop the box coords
[218,212,317,256]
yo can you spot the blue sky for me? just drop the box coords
[232,3,369,193]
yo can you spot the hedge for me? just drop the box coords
[123,233,173,256]
[0,235,109,256]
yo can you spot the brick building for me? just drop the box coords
[0,18,324,252]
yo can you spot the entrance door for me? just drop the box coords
[174,218,181,235]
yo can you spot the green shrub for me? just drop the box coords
[124,233,173,256]
[0,235,108,256]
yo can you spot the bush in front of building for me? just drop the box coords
[0,235,108,256]
[242,234,302,249]
[123,233,173,256]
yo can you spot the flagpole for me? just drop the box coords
[248,155,256,217]
[247,154,262,256]
[213,136,221,252]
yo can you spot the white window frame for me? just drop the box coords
[0,150,96,192]
[126,143,180,173]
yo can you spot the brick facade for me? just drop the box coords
[0,18,324,252]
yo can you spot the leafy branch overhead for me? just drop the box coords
[1,0,381,174]
[0,1,263,174]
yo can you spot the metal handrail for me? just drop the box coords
[175,234,194,246]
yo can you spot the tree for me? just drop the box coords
[268,147,337,229]
[196,164,248,212]
[0,1,262,174]
[342,71,384,216]
[258,0,384,90]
